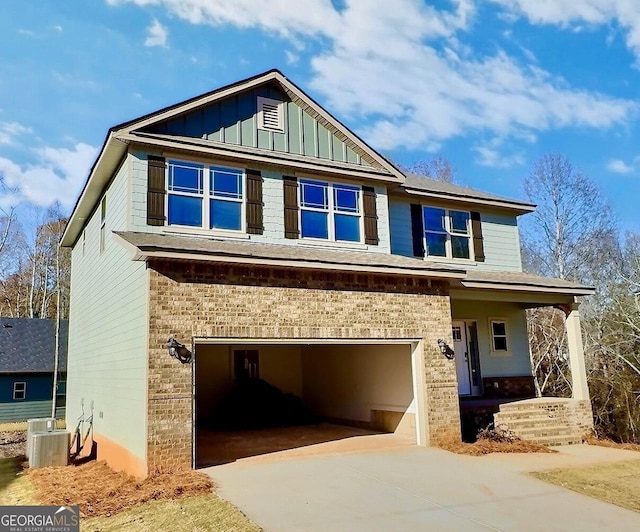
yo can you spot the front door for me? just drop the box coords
[452,321,472,395]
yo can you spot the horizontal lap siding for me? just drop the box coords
[0,400,59,422]
[67,155,148,463]
[389,198,523,271]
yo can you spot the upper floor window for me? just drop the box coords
[423,206,471,259]
[299,179,362,242]
[167,160,244,231]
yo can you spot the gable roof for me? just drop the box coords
[398,174,536,214]
[61,69,405,247]
[0,318,69,373]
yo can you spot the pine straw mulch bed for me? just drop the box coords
[26,460,215,518]
[584,434,640,453]
[438,428,556,456]
[0,431,26,459]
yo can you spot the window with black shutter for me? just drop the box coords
[245,169,263,235]
[147,156,166,226]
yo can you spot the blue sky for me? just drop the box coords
[1,0,639,232]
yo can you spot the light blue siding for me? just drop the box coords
[389,197,523,271]
[451,300,532,377]
[67,154,148,465]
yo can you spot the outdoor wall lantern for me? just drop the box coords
[437,338,455,360]
[166,337,192,364]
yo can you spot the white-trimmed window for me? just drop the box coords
[257,97,284,132]
[167,160,245,231]
[13,381,26,400]
[423,206,472,259]
[490,319,509,353]
[299,179,362,242]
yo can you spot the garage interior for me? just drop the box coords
[194,342,418,467]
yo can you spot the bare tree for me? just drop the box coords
[402,155,456,184]
[521,153,618,283]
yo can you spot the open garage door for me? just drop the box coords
[194,342,420,467]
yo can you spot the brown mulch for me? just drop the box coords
[584,434,640,453]
[26,460,215,518]
[0,431,26,459]
[438,433,555,456]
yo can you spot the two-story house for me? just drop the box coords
[61,70,594,477]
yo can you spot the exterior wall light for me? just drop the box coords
[437,338,455,360]
[165,337,192,364]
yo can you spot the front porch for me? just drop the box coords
[449,272,594,444]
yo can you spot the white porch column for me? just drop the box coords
[564,301,590,400]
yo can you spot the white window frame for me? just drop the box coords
[13,381,26,400]
[489,318,510,355]
[298,179,364,244]
[257,96,284,132]
[165,160,246,234]
[422,206,474,260]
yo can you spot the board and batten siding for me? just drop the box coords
[66,154,148,463]
[451,300,532,377]
[388,197,523,271]
[129,150,392,253]
[142,85,371,168]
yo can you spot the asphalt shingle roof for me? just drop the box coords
[0,318,68,373]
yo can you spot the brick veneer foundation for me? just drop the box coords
[146,260,461,472]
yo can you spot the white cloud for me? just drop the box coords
[145,18,168,47]
[607,158,634,173]
[0,122,32,145]
[474,146,525,168]
[107,0,637,151]
[489,0,640,62]
[0,143,97,208]
[53,25,63,32]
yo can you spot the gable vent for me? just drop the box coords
[257,96,284,132]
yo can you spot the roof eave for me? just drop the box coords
[400,187,536,215]
[61,132,128,247]
[120,132,401,183]
[460,280,595,296]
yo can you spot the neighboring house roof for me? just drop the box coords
[461,270,594,296]
[61,69,406,248]
[0,318,69,373]
[114,231,468,279]
[399,174,536,214]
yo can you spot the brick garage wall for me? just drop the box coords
[147,260,460,472]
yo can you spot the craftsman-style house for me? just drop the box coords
[61,70,593,477]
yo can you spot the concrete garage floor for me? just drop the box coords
[205,445,640,531]
[196,423,414,467]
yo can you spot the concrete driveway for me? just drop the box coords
[205,443,640,531]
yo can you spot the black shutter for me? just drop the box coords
[410,204,425,258]
[246,169,263,235]
[283,176,299,239]
[147,156,166,226]
[362,186,379,245]
[471,211,485,262]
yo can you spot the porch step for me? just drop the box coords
[493,398,590,447]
